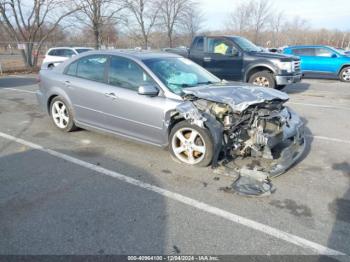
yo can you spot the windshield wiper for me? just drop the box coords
[197,81,216,85]
[168,83,195,87]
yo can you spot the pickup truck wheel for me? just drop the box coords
[339,67,350,82]
[50,97,77,132]
[169,121,214,167]
[249,71,276,89]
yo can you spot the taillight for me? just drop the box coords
[36,75,41,83]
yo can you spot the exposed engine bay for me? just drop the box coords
[175,84,306,196]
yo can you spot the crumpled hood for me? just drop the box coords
[182,82,289,112]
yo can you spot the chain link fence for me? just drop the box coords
[0,41,136,73]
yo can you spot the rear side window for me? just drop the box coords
[75,55,108,82]
[66,61,78,76]
[48,49,57,56]
[193,37,204,51]
[292,48,315,56]
[108,56,156,91]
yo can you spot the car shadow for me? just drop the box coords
[0,76,37,88]
[326,161,350,258]
[0,149,167,255]
[283,82,311,94]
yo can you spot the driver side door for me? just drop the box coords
[102,56,168,145]
[203,37,243,81]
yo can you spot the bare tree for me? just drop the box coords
[0,0,79,68]
[227,1,252,34]
[122,0,160,49]
[250,0,272,44]
[269,10,284,47]
[181,1,203,44]
[158,0,191,47]
[75,0,124,49]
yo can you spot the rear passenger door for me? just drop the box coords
[64,54,112,128]
[292,48,315,72]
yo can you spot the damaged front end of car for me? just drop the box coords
[175,84,306,196]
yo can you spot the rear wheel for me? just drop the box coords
[50,97,77,132]
[249,71,276,89]
[339,66,350,82]
[169,121,214,167]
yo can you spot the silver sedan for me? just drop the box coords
[37,50,305,182]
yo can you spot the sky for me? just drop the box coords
[200,0,350,31]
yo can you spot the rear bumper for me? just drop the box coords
[36,90,47,113]
[275,73,302,86]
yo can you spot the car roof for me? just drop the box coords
[48,47,93,50]
[78,50,182,60]
[285,45,332,49]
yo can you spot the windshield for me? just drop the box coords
[76,48,93,54]
[143,57,220,95]
[232,37,261,52]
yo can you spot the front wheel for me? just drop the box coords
[248,71,276,89]
[169,121,214,167]
[339,67,350,82]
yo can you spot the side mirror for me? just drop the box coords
[331,53,337,58]
[138,85,159,96]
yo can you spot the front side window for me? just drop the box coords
[315,48,335,57]
[207,38,235,55]
[143,57,220,95]
[75,55,108,82]
[75,48,93,54]
[108,56,156,91]
[62,49,75,57]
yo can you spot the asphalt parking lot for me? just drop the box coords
[0,75,350,257]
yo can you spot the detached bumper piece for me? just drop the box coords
[227,126,306,197]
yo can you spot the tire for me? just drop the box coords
[169,121,214,167]
[339,66,350,82]
[50,97,77,132]
[248,71,276,89]
[276,85,286,90]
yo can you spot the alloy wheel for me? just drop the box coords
[171,127,206,165]
[253,76,270,87]
[342,69,350,81]
[51,101,69,129]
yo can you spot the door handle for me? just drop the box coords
[203,57,212,62]
[105,92,117,99]
[64,80,70,87]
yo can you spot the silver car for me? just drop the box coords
[37,50,305,185]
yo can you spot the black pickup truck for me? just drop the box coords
[166,36,302,89]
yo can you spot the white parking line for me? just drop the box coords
[1,87,36,94]
[0,131,346,256]
[307,135,350,145]
[288,102,350,111]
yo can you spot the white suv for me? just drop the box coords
[42,47,93,68]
